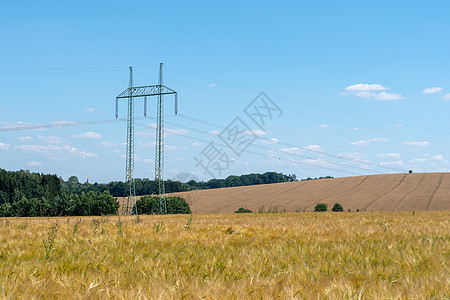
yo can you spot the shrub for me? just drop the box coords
[136,196,191,215]
[314,203,328,212]
[235,207,253,213]
[332,203,344,212]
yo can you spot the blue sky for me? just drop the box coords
[1,1,450,183]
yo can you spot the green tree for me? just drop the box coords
[68,176,79,184]
[136,196,191,215]
[332,203,344,212]
[314,203,328,212]
[235,207,253,213]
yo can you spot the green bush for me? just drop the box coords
[136,196,191,215]
[332,203,344,212]
[314,203,328,212]
[235,207,253,213]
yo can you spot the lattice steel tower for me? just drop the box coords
[116,64,178,214]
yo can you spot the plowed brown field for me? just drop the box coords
[119,173,450,214]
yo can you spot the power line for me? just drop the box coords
[164,66,450,137]
[175,113,407,174]
[133,120,363,176]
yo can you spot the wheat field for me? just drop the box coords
[0,211,448,299]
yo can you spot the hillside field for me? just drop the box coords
[0,211,448,298]
[167,173,450,214]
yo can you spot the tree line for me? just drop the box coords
[0,169,118,217]
[63,172,299,197]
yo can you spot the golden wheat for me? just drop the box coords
[0,211,448,299]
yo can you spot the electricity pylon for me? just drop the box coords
[116,64,178,215]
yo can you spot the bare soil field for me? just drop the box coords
[167,173,450,214]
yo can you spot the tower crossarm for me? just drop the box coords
[116,85,177,99]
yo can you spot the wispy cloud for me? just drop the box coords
[345,84,387,92]
[19,136,33,142]
[350,137,388,146]
[442,93,450,100]
[402,141,430,147]
[343,83,404,101]
[143,158,154,164]
[377,153,401,159]
[380,160,404,166]
[261,138,279,145]
[85,108,96,112]
[0,143,10,150]
[423,87,442,94]
[38,135,64,144]
[99,141,117,147]
[280,144,324,154]
[374,92,404,101]
[410,154,446,164]
[15,144,97,160]
[209,83,217,87]
[27,161,42,167]
[309,124,330,130]
[72,132,102,139]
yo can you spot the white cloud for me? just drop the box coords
[280,145,324,154]
[343,84,404,101]
[368,138,388,142]
[143,158,154,164]
[380,160,404,167]
[442,93,450,100]
[192,142,203,146]
[261,138,279,145]
[310,124,330,130]
[354,91,377,98]
[16,144,61,154]
[99,141,117,147]
[19,136,33,142]
[176,157,185,161]
[345,84,388,92]
[377,153,401,159]
[72,132,102,139]
[396,124,404,127]
[410,154,446,164]
[210,130,220,135]
[38,135,63,144]
[166,128,189,135]
[166,145,177,150]
[337,152,367,160]
[209,83,217,87]
[27,161,42,167]
[62,145,98,159]
[138,142,156,147]
[402,141,430,147]
[350,140,369,147]
[351,127,359,131]
[351,137,388,147]
[85,108,96,112]
[244,129,266,136]
[423,87,442,94]
[15,144,97,160]
[374,92,404,101]
[303,145,324,152]
[0,107,6,110]
[0,143,10,150]
[410,158,427,163]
